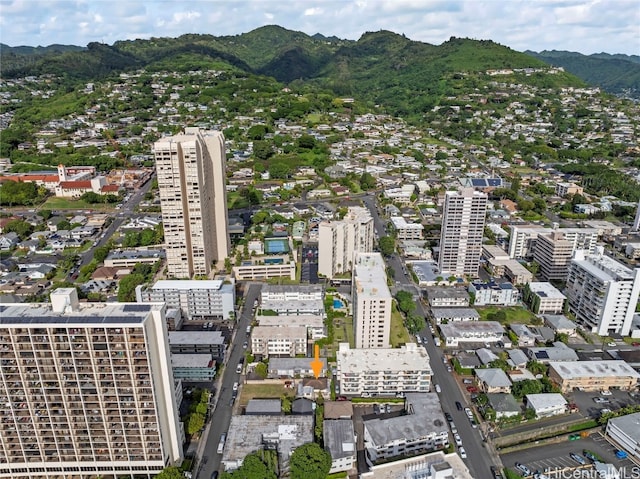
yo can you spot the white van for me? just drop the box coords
[236,363,243,374]
[216,433,226,454]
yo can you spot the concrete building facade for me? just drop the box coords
[318,207,374,279]
[566,250,640,336]
[352,253,392,349]
[0,289,183,478]
[336,343,431,396]
[136,279,235,322]
[154,128,230,278]
[438,188,487,277]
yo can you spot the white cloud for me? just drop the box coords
[0,0,637,55]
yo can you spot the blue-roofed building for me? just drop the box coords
[461,177,504,191]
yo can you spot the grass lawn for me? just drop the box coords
[239,383,292,406]
[477,306,538,324]
[390,304,411,347]
[42,197,114,211]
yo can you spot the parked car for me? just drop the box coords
[570,453,586,465]
[515,463,532,476]
[600,389,612,396]
[466,386,479,393]
[615,450,628,459]
[435,384,442,393]
[463,378,473,384]
[490,466,503,479]
[593,397,610,403]
[455,401,463,411]
[445,412,453,422]
[454,433,462,447]
[459,446,467,459]
[583,450,598,463]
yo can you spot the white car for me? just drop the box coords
[607,342,616,347]
[434,384,442,393]
[454,433,462,447]
[459,446,467,459]
[601,390,612,396]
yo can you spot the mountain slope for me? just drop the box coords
[526,50,640,97]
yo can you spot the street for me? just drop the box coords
[362,194,500,478]
[197,283,262,479]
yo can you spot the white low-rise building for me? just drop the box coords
[469,281,519,306]
[431,307,479,324]
[251,326,307,359]
[363,394,448,464]
[360,451,472,479]
[390,216,424,240]
[439,321,506,347]
[524,282,566,314]
[136,279,235,321]
[337,343,431,396]
[324,419,356,474]
[605,412,640,463]
[525,393,568,418]
[256,314,326,340]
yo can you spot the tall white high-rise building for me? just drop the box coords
[352,253,391,349]
[438,188,488,277]
[566,250,640,336]
[318,207,374,279]
[154,127,230,278]
[0,289,184,478]
[633,200,640,232]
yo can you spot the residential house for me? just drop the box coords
[487,393,521,419]
[525,393,568,418]
[324,420,356,475]
[474,368,512,393]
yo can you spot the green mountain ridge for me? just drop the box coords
[0,26,586,117]
[525,50,640,97]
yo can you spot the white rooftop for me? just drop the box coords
[390,216,424,230]
[607,412,640,443]
[171,353,213,368]
[528,281,567,299]
[549,360,640,380]
[337,343,431,374]
[572,251,636,282]
[353,253,391,300]
[525,393,567,410]
[151,279,224,290]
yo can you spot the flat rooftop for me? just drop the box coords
[353,253,391,300]
[549,360,640,380]
[257,314,324,328]
[261,299,324,312]
[607,412,640,443]
[252,326,307,341]
[150,279,226,291]
[364,393,447,446]
[0,302,162,326]
[168,330,225,345]
[525,393,567,410]
[528,282,566,299]
[572,253,635,282]
[360,451,472,479]
[222,415,313,467]
[439,321,505,336]
[337,343,431,374]
[171,353,213,368]
[432,308,479,319]
[323,419,355,460]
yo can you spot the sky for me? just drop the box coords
[1,0,639,55]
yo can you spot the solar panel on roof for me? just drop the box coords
[0,305,7,313]
[123,304,151,312]
[488,179,502,186]
[536,351,549,359]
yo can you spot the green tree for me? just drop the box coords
[511,379,543,399]
[296,134,316,150]
[289,443,331,479]
[185,412,205,434]
[526,360,547,376]
[3,219,34,240]
[255,362,268,379]
[93,245,110,263]
[155,466,185,479]
[269,162,291,179]
[117,273,145,302]
[38,209,53,221]
[359,172,377,190]
[378,236,395,256]
[220,451,277,479]
[395,290,416,314]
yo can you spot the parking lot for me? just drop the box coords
[300,245,319,283]
[566,389,636,418]
[501,432,637,476]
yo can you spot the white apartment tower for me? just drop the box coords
[438,188,488,277]
[154,128,230,278]
[352,253,392,348]
[566,250,640,336]
[318,206,374,279]
[0,289,184,478]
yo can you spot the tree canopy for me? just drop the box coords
[289,443,331,479]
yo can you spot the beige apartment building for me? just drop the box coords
[154,128,230,278]
[548,360,640,392]
[0,289,184,478]
[533,231,575,281]
[352,253,391,349]
[318,206,374,279]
